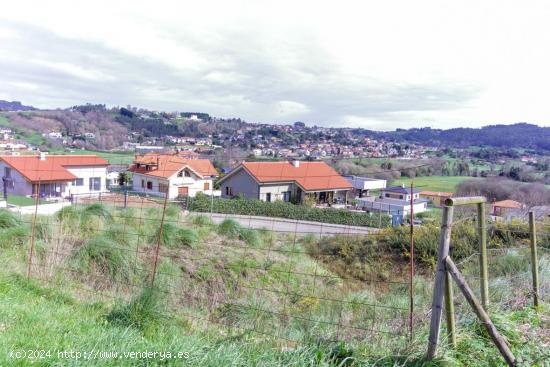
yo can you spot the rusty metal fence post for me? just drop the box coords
[27,181,41,278]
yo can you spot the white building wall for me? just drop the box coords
[258,183,296,202]
[65,166,108,196]
[131,172,216,199]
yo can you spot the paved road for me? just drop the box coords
[190,213,377,236]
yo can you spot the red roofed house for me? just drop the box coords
[0,153,109,199]
[218,160,352,204]
[492,199,524,218]
[128,153,219,198]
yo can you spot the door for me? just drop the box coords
[178,186,189,196]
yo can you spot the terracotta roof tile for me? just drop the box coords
[492,199,523,209]
[240,161,352,191]
[128,154,218,179]
[0,155,108,182]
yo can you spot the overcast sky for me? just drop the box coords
[1,1,549,130]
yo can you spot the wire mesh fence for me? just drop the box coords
[1,152,548,361]
[12,190,423,353]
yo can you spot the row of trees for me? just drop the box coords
[457,178,550,208]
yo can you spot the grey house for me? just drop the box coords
[218,160,352,204]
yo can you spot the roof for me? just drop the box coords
[0,155,108,183]
[492,199,523,209]
[383,186,422,195]
[224,161,352,191]
[419,191,454,197]
[128,153,218,179]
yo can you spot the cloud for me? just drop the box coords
[0,1,549,129]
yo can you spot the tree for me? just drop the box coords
[118,172,130,186]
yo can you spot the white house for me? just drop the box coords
[128,153,219,199]
[357,185,428,215]
[344,175,387,198]
[0,153,109,199]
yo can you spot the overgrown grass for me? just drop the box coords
[71,236,133,281]
[107,286,167,332]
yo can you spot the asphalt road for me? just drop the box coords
[192,212,377,236]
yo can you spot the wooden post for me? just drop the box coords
[444,270,456,347]
[445,257,516,366]
[528,211,540,308]
[477,202,489,310]
[427,205,454,359]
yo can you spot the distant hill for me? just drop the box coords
[1,100,549,152]
[0,100,36,111]
[367,123,550,151]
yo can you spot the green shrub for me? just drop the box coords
[150,222,176,248]
[34,218,52,241]
[71,236,131,281]
[107,287,166,331]
[81,203,112,220]
[151,223,198,249]
[191,214,214,227]
[0,209,21,228]
[188,195,390,227]
[238,228,263,247]
[218,219,241,238]
[0,225,29,248]
[165,204,181,219]
[176,228,199,248]
[104,224,133,247]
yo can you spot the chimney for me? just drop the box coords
[291,160,300,168]
[39,152,47,161]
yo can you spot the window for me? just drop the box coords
[141,179,145,188]
[159,183,168,193]
[204,182,210,190]
[89,177,101,191]
[266,193,272,202]
[73,178,84,186]
[283,191,291,202]
[147,181,153,190]
[225,186,232,196]
[178,169,191,177]
[3,167,11,178]
[385,193,390,198]
[399,195,403,199]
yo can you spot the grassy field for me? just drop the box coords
[391,176,480,193]
[52,149,135,165]
[0,205,548,366]
[1,194,46,206]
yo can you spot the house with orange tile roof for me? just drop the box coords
[491,199,524,217]
[0,153,109,199]
[128,153,218,198]
[217,160,352,204]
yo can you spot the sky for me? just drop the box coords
[1,0,550,130]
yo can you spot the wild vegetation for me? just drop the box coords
[457,178,550,207]
[0,202,548,365]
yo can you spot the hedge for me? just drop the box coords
[187,194,390,228]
